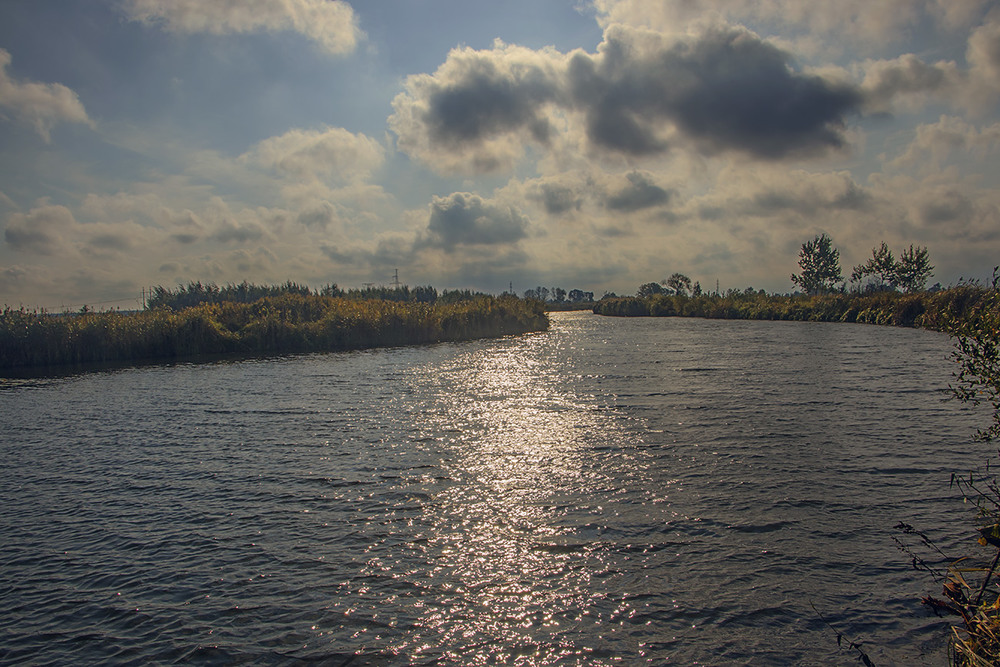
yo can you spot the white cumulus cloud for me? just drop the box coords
[0,49,93,142]
[242,126,385,183]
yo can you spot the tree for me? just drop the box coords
[896,245,933,293]
[851,242,898,291]
[664,272,693,296]
[637,282,664,298]
[692,281,702,297]
[791,233,843,294]
[551,287,567,303]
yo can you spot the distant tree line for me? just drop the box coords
[148,281,485,310]
[637,272,704,298]
[522,286,595,304]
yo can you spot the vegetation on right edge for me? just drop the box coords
[930,272,1000,665]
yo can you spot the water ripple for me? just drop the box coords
[0,313,985,665]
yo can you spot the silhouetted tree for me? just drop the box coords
[896,245,934,293]
[664,273,692,296]
[851,242,898,291]
[637,282,664,298]
[791,233,843,294]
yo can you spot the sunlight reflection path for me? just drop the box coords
[394,330,655,665]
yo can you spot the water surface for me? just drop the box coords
[0,312,987,665]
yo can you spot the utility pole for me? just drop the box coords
[392,268,400,289]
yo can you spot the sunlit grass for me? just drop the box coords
[0,293,548,370]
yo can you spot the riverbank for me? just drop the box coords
[0,293,548,371]
[592,285,989,331]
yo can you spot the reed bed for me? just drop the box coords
[593,285,991,331]
[0,294,548,370]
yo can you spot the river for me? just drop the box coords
[0,311,989,665]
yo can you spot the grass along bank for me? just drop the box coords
[0,293,548,371]
[592,285,990,331]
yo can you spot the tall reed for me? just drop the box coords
[0,294,548,370]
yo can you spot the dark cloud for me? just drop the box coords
[575,26,863,158]
[604,171,672,211]
[392,24,864,169]
[3,205,73,255]
[4,226,59,254]
[210,221,265,243]
[832,181,871,210]
[718,174,873,220]
[171,232,200,244]
[530,183,582,215]
[920,190,974,224]
[88,233,133,251]
[593,223,634,238]
[421,192,528,249]
[320,244,353,263]
[297,201,337,228]
[697,205,726,220]
[424,62,557,147]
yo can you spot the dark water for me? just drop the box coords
[0,311,989,665]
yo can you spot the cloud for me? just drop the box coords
[200,197,269,243]
[419,192,529,250]
[241,126,385,183]
[889,115,1000,171]
[390,40,567,173]
[857,54,962,112]
[674,167,873,236]
[591,0,992,53]
[390,24,864,172]
[3,204,76,255]
[0,49,93,141]
[577,25,862,159]
[123,0,362,56]
[528,181,583,215]
[917,188,976,225]
[296,200,339,228]
[967,18,1000,108]
[604,171,672,211]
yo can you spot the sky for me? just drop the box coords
[1,1,999,310]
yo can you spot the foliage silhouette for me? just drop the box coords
[791,233,843,294]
